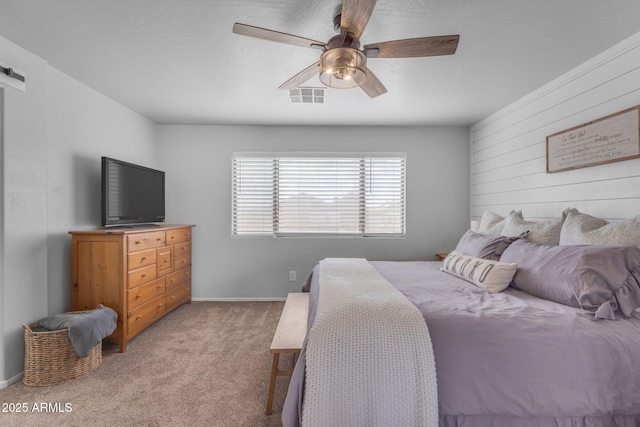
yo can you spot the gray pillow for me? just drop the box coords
[560,208,640,246]
[500,240,640,319]
[455,229,523,261]
[501,209,567,246]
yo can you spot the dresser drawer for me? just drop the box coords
[128,294,165,338]
[174,241,191,258]
[128,264,157,289]
[166,266,191,291]
[128,248,157,271]
[166,227,192,244]
[174,253,191,270]
[165,280,191,312]
[127,231,166,252]
[128,277,165,310]
[156,246,174,277]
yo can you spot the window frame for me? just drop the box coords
[231,152,406,238]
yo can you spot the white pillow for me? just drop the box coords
[440,250,517,294]
[501,209,567,246]
[560,208,640,246]
[478,210,517,236]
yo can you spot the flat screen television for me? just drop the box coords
[101,156,165,227]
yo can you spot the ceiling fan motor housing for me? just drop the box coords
[327,34,360,50]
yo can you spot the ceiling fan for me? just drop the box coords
[232,0,459,98]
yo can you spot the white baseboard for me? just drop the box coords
[0,371,24,389]
[191,297,287,302]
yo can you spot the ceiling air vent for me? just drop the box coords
[287,87,325,104]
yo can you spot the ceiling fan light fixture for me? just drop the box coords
[319,48,366,89]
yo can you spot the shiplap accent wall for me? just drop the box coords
[471,31,640,221]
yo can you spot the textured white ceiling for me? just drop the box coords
[1,0,639,126]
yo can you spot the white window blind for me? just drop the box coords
[232,156,275,235]
[364,157,406,236]
[232,153,406,237]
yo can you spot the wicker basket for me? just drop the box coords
[23,322,102,386]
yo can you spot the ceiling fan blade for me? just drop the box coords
[278,62,321,90]
[364,35,459,58]
[358,67,387,98]
[340,0,377,41]
[233,23,326,50]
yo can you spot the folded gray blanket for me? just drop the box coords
[37,305,118,357]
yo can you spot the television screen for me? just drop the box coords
[101,157,165,226]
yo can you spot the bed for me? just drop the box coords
[282,208,640,427]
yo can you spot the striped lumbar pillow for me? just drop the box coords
[440,250,517,294]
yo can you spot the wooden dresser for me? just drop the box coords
[69,224,195,352]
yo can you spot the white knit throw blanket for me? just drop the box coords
[302,258,438,427]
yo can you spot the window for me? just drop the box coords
[232,152,406,237]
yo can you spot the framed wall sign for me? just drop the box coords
[546,106,640,173]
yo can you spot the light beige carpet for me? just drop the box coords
[0,301,294,427]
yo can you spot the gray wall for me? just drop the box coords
[1,36,48,387]
[471,30,640,221]
[2,23,638,387]
[0,35,158,385]
[157,125,470,299]
[45,66,158,315]
[1,29,470,385]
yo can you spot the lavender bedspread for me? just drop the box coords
[282,261,640,427]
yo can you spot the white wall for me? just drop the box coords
[0,35,158,386]
[471,30,640,220]
[157,125,470,299]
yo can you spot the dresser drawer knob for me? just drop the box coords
[141,257,147,261]
[141,274,147,278]
[136,292,142,299]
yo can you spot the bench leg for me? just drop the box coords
[265,352,280,415]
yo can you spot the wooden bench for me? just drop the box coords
[265,292,309,415]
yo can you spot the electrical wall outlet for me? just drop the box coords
[289,270,297,282]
